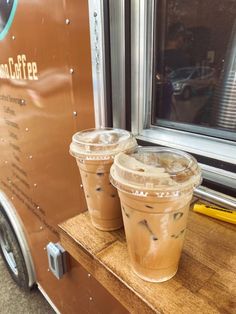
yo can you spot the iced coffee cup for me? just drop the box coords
[69,128,137,231]
[110,147,201,282]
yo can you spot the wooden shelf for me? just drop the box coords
[58,202,236,314]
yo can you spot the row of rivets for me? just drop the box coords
[64,18,77,117]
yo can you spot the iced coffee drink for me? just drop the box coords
[69,128,137,231]
[110,147,201,282]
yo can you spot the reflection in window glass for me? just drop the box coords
[153,0,236,138]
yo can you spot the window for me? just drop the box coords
[130,0,236,189]
[152,0,236,140]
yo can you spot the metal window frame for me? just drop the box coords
[130,0,236,189]
[88,0,111,127]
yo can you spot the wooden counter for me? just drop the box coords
[59,202,236,314]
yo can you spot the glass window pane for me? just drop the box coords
[152,0,236,140]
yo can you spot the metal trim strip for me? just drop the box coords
[37,283,61,314]
[88,0,108,127]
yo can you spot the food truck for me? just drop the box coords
[0,0,235,313]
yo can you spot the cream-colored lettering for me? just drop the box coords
[14,63,20,79]
[21,54,27,79]
[17,55,22,79]
[8,58,15,79]
[32,62,38,80]
[27,62,33,80]
[4,64,9,79]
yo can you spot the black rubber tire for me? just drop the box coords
[0,208,30,290]
[182,87,191,100]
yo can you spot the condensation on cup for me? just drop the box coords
[110,147,201,282]
[69,128,137,231]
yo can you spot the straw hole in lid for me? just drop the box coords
[136,168,145,172]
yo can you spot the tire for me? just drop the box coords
[0,209,30,290]
[182,87,191,100]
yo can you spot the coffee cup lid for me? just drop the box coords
[110,147,202,197]
[70,128,137,160]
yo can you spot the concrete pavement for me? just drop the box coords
[0,256,55,314]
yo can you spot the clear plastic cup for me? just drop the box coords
[69,128,137,231]
[110,147,201,282]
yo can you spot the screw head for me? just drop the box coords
[69,68,74,74]
[93,12,97,17]
[73,111,77,117]
[65,18,70,25]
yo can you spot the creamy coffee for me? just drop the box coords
[110,147,201,282]
[70,128,137,231]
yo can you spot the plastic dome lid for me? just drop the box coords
[110,147,202,197]
[70,128,137,160]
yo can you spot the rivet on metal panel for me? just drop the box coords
[69,68,74,74]
[80,184,83,188]
[87,273,91,278]
[47,268,50,272]
[65,19,70,25]
[73,111,77,117]
[25,128,29,132]
[40,226,43,230]
[29,155,33,159]
[21,99,25,105]
[33,183,37,187]
[93,12,97,17]
[12,35,15,40]
[89,297,93,301]
[37,206,40,210]
[44,247,46,251]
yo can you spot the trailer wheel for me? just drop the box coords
[0,209,30,290]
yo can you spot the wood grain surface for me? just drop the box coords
[59,202,236,314]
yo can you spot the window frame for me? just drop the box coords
[130,0,236,189]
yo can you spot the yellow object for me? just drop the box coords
[193,204,236,225]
